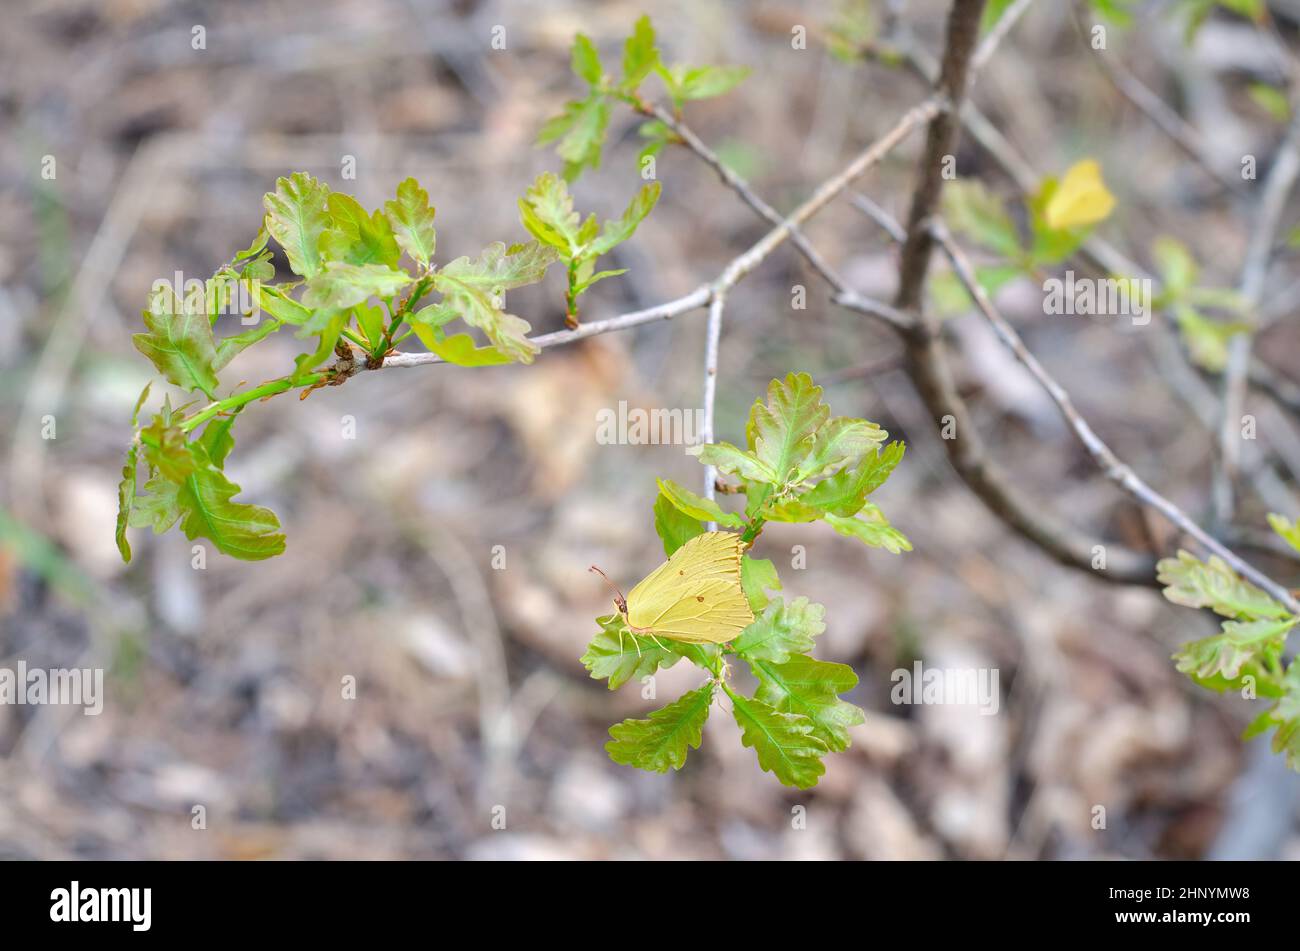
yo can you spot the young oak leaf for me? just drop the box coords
[301,262,413,311]
[1174,617,1296,684]
[411,331,512,367]
[745,371,835,487]
[739,555,781,612]
[115,382,152,562]
[133,285,220,398]
[942,180,1023,259]
[734,596,826,664]
[798,440,906,517]
[1157,550,1291,620]
[132,441,285,560]
[1268,513,1300,555]
[653,490,705,557]
[571,32,603,86]
[620,14,659,91]
[796,415,887,483]
[751,654,865,753]
[582,614,683,689]
[519,173,659,322]
[654,477,745,529]
[519,172,585,257]
[430,241,557,363]
[263,172,332,279]
[605,683,715,773]
[588,181,661,258]
[1246,665,1300,770]
[656,63,751,110]
[383,177,437,269]
[538,93,610,182]
[321,193,401,268]
[214,316,283,372]
[725,686,828,789]
[824,504,912,553]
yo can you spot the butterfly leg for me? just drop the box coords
[645,631,672,653]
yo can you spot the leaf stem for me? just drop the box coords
[179,373,325,434]
[382,274,434,352]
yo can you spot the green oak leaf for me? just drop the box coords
[133,285,220,398]
[383,177,437,269]
[942,180,1023,259]
[1174,616,1295,683]
[197,411,239,469]
[751,654,864,753]
[291,309,347,381]
[519,171,585,256]
[734,596,825,663]
[409,328,512,367]
[824,505,912,553]
[429,241,557,363]
[1157,550,1290,620]
[796,415,887,483]
[214,317,281,371]
[739,555,781,611]
[687,441,778,484]
[653,491,704,556]
[748,372,831,485]
[115,382,152,563]
[725,686,827,789]
[606,683,714,772]
[654,477,745,528]
[1244,663,1300,769]
[132,440,284,560]
[582,614,683,690]
[263,171,331,279]
[321,193,401,268]
[571,33,603,86]
[621,14,659,91]
[798,440,905,516]
[1268,513,1300,555]
[588,182,661,257]
[657,63,751,108]
[537,93,610,182]
[301,261,412,311]
[256,285,312,325]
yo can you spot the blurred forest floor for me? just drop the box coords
[2,0,1300,859]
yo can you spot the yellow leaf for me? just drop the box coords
[1044,159,1115,231]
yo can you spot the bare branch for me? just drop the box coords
[371,97,940,374]
[934,220,1300,614]
[1217,111,1300,524]
[1071,3,1245,197]
[701,290,727,507]
[853,192,1157,581]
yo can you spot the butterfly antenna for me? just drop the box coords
[588,565,628,615]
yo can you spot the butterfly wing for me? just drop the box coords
[626,531,754,644]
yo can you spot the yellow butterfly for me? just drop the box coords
[591,531,755,652]
[1044,158,1115,231]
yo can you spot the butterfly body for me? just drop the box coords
[620,531,754,645]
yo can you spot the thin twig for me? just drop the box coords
[1070,2,1245,197]
[934,220,1300,614]
[1217,110,1300,525]
[701,291,727,510]
[860,0,1157,584]
[862,202,1157,581]
[370,97,941,374]
[970,0,1035,73]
